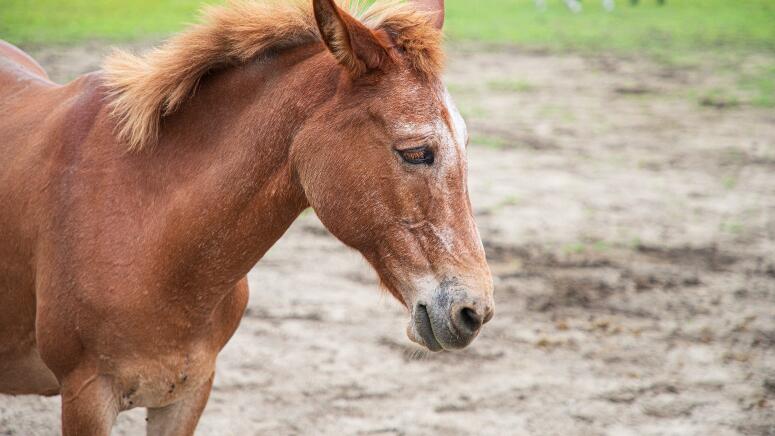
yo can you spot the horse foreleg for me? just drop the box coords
[146,372,214,436]
[60,372,119,436]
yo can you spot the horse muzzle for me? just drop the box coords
[407,283,493,352]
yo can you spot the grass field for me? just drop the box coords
[1,0,773,106]
[2,0,774,54]
[0,0,214,44]
[446,0,775,55]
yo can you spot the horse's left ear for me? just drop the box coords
[414,0,445,29]
[313,0,391,77]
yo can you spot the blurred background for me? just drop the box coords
[1,1,774,435]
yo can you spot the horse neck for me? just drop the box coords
[141,44,337,300]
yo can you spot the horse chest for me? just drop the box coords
[115,342,215,410]
[108,284,247,410]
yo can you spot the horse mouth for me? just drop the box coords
[412,304,443,352]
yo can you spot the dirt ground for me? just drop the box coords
[1,41,774,435]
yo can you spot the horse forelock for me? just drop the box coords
[101,0,444,152]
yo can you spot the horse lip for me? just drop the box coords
[414,304,443,352]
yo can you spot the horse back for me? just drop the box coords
[0,40,50,82]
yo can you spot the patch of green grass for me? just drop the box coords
[495,194,521,209]
[0,0,217,44]
[446,0,775,57]
[538,104,577,122]
[739,66,775,108]
[446,82,475,95]
[458,104,490,119]
[720,220,743,235]
[684,59,775,109]
[563,239,610,254]
[719,147,747,166]
[722,175,737,190]
[471,134,510,149]
[563,242,587,254]
[691,64,775,109]
[697,88,741,109]
[592,240,610,252]
[487,79,535,93]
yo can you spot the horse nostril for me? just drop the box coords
[457,306,483,334]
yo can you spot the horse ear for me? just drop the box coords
[313,0,390,77]
[414,0,445,29]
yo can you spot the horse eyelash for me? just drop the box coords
[399,147,434,165]
[404,150,424,160]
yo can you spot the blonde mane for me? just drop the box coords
[102,0,444,152]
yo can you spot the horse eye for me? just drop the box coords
[399,147,434,165]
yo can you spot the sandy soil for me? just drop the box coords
[1,41,774,435]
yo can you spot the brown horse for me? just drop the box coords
[0,0,493,434]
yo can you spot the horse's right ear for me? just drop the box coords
[313,0,391,77]
[414,0,445,29]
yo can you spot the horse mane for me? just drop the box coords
[102,0,444,152]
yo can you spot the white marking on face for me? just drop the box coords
[387,86,467,177]
[442,87,468,150]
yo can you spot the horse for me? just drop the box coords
[0,0,494,434]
